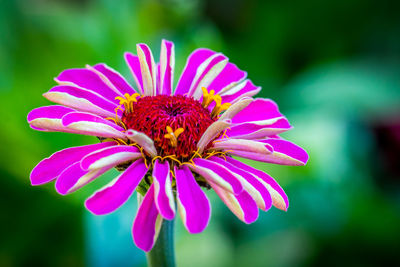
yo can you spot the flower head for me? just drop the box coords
[28,40,308,252]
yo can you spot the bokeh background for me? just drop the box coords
[1,0,400,266]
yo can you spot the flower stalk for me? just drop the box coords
[146,219,176,267]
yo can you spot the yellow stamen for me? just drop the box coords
[115,93,140,113]
[201,87,216,108]
[211,95,231,117]
[164,126,184,147]
[201,87,231,117]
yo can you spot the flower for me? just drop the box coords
[27,40,308,252]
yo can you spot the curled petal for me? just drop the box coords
[126,129,158,157]
[175,165,211,233]
[159,40,175,95]
[189,158,243,194]
[220,80,261,104]
[43,85,118,117]
[153,160,175,220]
[55,68,121,103]
[137,43,157,96]
[258,138,309,166]
[62,112,126,139]
[218,97,253,121]
[175,48,217,96]
[81,145,141,170]
[27,105,76,132]
[213,138,273,155]
[93,63,137,95]
[209,62,247,94]
[124,52,144,93]
[225,157,289,211]
[227,118,292,139]
[209,157,272,211]
[231,98,284,124]
[197,120,231,153]
[188,53,228,99]
[209,181,258,224]
[132,184,163,252]
[30,142,115,186]
[55,162,111,195]
[85,159,148,215]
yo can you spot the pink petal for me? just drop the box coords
[80,145,141,170]
[209,181,259,224]
[85,159,148,215]
[93,63,137,95]
[61,112,126,139]
[227,118,292,139]
[30,142,115,186]
[55,68,121,103]
[258,138,309,166]
[159,40,175,96]
[43,85,118,117]
[209,157,272,211]
[213,138,274,154]
[124,52,144,93]
[137,43,157,96]
[189,158,243,194]
[197,119,231,153]
[210,62,247,94]
[132,184,162,252]
[225,157,289,211]
[55,162,111,195]
[27,105,77,133]
[175,165,211,233]
[187,54,228,99]
[220,80,261,104]
[174,48,217,96]
[152,160,175,220]
[231,98,284,124]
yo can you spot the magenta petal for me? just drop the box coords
[55,162,111,195]
[124,52,144,93]
[210,62,247,94]
[80,145,141,170]
[137,43,157,96]
[227,118,292,139]
[174,48,216,96]
[159,40,174,96]
[56,68,120,103]
[152,160,175,220]
[132,184,162,252]
[44,85,118,117]
[209,157,272,211]
[220,80,261,104]
[85,159,148,215]
[30,142,115,186]
[175,165,211,234]
[93,63,137,95]
[210,181,259,224]
[27,105,75,122]
[260,138,309,165]
[187,54,228,99]
[190,158,243,194]
[61,112,126,139]
[231,98,284,124]
[27,105,76,132]
[225,157,289,211]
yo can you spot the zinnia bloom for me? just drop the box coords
[28,40,308,251]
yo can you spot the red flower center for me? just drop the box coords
[121,95,216,161]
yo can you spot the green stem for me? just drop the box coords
[146,219,176,267]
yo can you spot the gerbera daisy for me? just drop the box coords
[27,40,308,252]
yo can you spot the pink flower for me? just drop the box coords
[27,40,308,252]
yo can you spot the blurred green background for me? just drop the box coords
[1,0,400,266]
